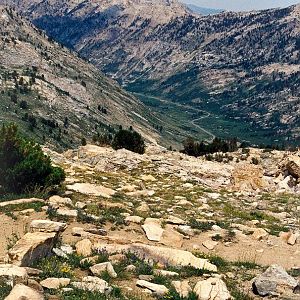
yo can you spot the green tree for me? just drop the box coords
[0,124,65,194]
[112,129,145,154]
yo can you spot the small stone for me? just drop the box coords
[136,280,169,296]
[90,262,117,278]
[75,239,92,257]
[203,240,218,250]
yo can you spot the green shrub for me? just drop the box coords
[0,124,65,194]
[112,129,145,154]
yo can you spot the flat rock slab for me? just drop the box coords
[0,198,44,208]
[8,232,57,266]
[72,276,110,293]
[90,262,117,278]
[93,243,217,272]
[137,280,169,295]
[40,277,70,289]
[142,218,164,242]
[66,183,115,198]
[30,220,67,233]
[5,284,44,300]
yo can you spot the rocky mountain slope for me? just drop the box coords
[0,143,300,299]
[7,0,300,146]
[0,5,168,150]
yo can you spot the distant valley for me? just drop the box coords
[1,0,300,147]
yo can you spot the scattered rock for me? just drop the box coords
[142,218,164,242]
[48,196,73,208]
[194,278,231,300]
[154,269,179,277]
[172,280,192,298]
[90,262,117,278]
[40,278,70,289]
[0,264,28,285]
[66,183,115,198]
[136,280,169,296]
[30,220,67,233]
[253,265,299,296]
[72,276,111,293]
[125,216,144,224]
[8,232,57,266]
[166,216,186,225]
[56,208,78,218]
[75,239,92,257]
[252,228,269,240]
[5,284,44,300]
[202,240,218,250]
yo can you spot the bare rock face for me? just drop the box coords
[8,232,57,266]
[253,265,299,297]
[5,284,44,300]
[194,277,231,300]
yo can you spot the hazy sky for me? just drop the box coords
[181,0,300,11]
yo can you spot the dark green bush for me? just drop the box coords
[0,124,65,194]
[112,129,145,154]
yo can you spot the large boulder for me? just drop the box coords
[194,277,231,300]
[5,284,44,300]
[253,265,299,297]
[8,232,57,266]
[285,156,300,179]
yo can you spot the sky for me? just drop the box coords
[181,0,300,11]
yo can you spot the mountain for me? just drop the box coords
[184,4,224,15]
[3,0,300,146]
[0,5,170,150]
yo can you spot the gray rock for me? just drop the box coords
[253,265,299,296]
[136,280,169,296]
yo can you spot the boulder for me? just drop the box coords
[93,243,217,272]
[40,278,70,289]
[56,208,78,218]
[252,228,269,240]
[5,284,44,300]
[90,262,117,278]
[72,276,111,293]
[0,264,28,285]
[194,278,231,300]
[48,196,73,208]
[166,216,186,225]
[136,280,169,296]
[253,265,299,296]
[286,157,300,179]
[142,218,164,242]
[75,239,92,257]
[66,183,115,198]
[172,280,192,298]
[30,220,67,233]
[8,232,57,266]
[154,269,179,277]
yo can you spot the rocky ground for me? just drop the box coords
[0,144,299,299]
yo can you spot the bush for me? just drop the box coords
[0,124,65,194]
[112,129,145,154]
